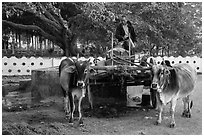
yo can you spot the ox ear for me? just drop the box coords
[149,57,157,66]
[84,66,96,74]
[145,57,153,67]
[86,59,91,65]
[87,58,91,63]
[63,65,76,73]
[164,69,171,75]
[89,67,96,73]
[84,68,89,74]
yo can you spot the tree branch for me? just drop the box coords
[10,3,62,32]
[49,8,72,37]
[2,20,63,43]
[37,3,62,29]
[35,15,62,36]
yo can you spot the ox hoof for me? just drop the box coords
[65,115,69,120]
[182,112,185,117]
[79,123,84,127]
[182,111,191,118]
[169,123,176,128]
[68,119,74,124]
[78,120,84,127]
[65,111,70,116]
[187,113,191,118]
[69,122,74,125]
[154,120,161,125]
[185,113,191,118]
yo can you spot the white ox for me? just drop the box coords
[151,62,197,128]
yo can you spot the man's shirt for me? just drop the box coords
[122,24,129,39]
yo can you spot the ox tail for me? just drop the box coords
[68,91,73,114]
[190,100,193,109]
[59,63,62,77]
[61,86,66,97]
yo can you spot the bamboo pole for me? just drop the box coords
[111,32,114,66]
[129,33,131,59]
[128,33,136,65]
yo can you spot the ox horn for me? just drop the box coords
[162,57,165,65]
[77,53,80,60]
[146,57,155,66]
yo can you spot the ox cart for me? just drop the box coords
[87,38,156,108]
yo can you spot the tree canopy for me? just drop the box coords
[2,2,202,57]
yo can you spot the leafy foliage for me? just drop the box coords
[2,2,77,56]
[2,2,202,57]
[93,2,201,56]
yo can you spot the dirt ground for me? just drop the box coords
[2,75,202,135]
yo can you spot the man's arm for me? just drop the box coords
[115,24,125,42]
[127,21,136,42]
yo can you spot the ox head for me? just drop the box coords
[149,59,173,91]
[151,65,171,90]
[75,60,90,88]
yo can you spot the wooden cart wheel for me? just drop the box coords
[150,88,157,109]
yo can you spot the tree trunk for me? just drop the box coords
[62,33,72,57]
[65,45,70,57]
[27,35,30,50]
[12,33,15,55]
[161,47,164,57]
[48,40,50,49]
[62,38,73,57]
[45,39,47,51]
[15,32,18,52]
[63,36,76,57]
[167,45,170,56]
[19,34,21,54]
[31,35,34,50]
[34,36,36,51]
[156,45,159,56]
[3,40,7,54]
[35,36,37,50]
[51,41,54,49]
[61,27,80,57]
[40,42,43,55]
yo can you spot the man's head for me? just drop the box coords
[120,15,127,25]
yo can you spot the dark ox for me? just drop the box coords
[59,57,90,126]
[151,62,197,128]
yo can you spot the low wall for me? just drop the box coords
[2,56,66,76]
[2,56,202,76]
[30,67,63,102]
[152,56,202,73]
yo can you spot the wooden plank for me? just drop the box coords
[90,65,151,71]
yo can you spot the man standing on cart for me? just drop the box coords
[115,15,136,54]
